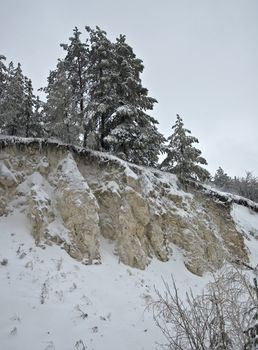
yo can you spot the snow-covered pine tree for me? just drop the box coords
[23,77,36,137]
[84,26,117,149]
[60,27,89,145]
[42,26,164,165]
[1,62,25,136]
[0,59,42,138]
[161,114,210,182]
[104,34,165,166]
[105,107,165,166]
[43,60,80,144]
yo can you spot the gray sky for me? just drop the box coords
[1,0,257,176]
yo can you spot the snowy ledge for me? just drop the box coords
[0,135,142,173]
[187,179,258,213]
[2,135,256,214]
[0,135,180,189]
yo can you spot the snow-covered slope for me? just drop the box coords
[1,137,258,350]
[1,202,258,350]
[0,208,209,350]
[231,203,258,267]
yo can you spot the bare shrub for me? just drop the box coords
[151,266,258,350]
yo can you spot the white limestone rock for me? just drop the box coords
[0,162,17,187]
[55,153,100,264]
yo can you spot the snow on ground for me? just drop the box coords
[231,204,258,267]
[2,186,258,349]
[0,209,208,350]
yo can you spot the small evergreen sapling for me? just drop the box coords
[162,114,210,182]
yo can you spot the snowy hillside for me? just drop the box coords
[0,208,210,350]
[1,138,258,350]
[1,204,258,350]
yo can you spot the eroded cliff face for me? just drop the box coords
[0,138,249,275]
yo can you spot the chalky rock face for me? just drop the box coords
[0,138,250,274]
[0,161,17,187]
[17,172,54,243]
[54,154,100,264]
[0,160,18,216]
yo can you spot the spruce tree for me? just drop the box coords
[60,27,89,144]
[84,26,117,149]
[23,77,35,137]
[1,62,25,136]
[43,61,79,144]
[42,26,165,166]
[0,59,42,138]
[104,34,165,166]
[84,28,164,165]
[23,78,43,137]
[43,27,89,144]
[161,114,210,182]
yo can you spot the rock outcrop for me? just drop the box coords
[54,154,100,263]
[0,137,252,274]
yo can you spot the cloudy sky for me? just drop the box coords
[1,0,257,176]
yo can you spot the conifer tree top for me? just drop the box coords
[161,114,210,182]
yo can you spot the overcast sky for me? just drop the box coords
[1,0,257,176]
